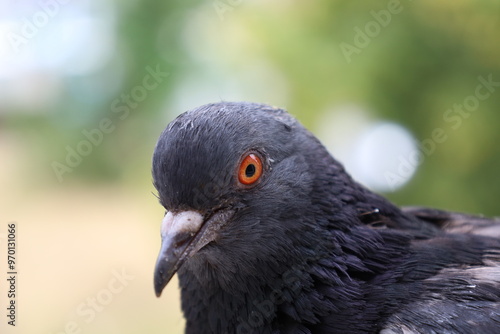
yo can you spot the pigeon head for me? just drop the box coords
[152,102,364,297]
[152,102,500,333]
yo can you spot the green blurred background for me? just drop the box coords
[1,1,499,333]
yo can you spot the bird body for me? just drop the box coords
[152,102,500,333]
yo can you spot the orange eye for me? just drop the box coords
[238,154,263,186]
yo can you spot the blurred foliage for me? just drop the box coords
[3,0,500,216]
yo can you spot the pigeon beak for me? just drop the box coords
[154,209,234,297]
[154,211,204,297]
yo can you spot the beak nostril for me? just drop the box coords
[173,232,193,249]
[154,209,234,298]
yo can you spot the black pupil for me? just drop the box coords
[245,164,256,178]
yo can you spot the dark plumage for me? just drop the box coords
[152,102,500,334]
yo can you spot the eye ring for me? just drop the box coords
[238,153,263,186]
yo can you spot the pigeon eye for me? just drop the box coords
[238,153,263,186]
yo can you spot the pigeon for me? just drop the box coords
[152,102,500,334]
